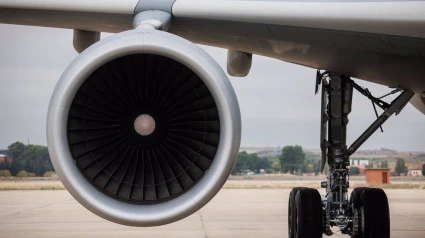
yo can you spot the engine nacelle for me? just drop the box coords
[47,29,241,226]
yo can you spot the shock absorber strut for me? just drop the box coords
[328,74,352,166]
[321,73,352,235]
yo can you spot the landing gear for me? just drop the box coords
[288,72,413,237]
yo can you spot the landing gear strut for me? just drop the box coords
[288,72,414,237]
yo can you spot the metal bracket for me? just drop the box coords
[344,77,390,110]
[134,0,176,15]
[132,10,172,30]
[73,30,100,53]
[346,90,414,156]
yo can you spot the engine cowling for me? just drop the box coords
[47,29,241,226]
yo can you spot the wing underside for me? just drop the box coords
[1,0,425,93]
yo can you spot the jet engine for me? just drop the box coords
[47,29,241,226]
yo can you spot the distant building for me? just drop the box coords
[408,167,423,177]
[0,154,12,164]
[350,159,369,166]
[366,168,390,184]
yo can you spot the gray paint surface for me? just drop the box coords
[0,0,139,14]
[169,18,425,94]
[172,0,425,38]
[134,0,177,14]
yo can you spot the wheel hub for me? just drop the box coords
[334,215,349,230]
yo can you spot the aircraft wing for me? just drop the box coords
[1,0,425,94]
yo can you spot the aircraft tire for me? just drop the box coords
[360,188,390,238]
[350,187,369,238]
[288,187,305,238]
[294,188,323,238]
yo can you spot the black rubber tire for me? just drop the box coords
[350,187,369,209]
[288,187,305,238]
[294,188,323,238]
[350,187,369,238]
[360,188,390,238]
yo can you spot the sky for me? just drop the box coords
[1,24,425,151]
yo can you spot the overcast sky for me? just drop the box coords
[1,24,424,151]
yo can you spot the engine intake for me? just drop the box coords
[47,29,241,226]
[69,53,221,204]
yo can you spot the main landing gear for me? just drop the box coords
[288,72,414,238]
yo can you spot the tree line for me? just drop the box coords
[0,142,54,176]
[231,146,425,176]
[232,145,321,175]
[1,142,422,177]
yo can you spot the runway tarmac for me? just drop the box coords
[1,189,425,238]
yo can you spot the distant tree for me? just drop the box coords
[307,164,314,173]
[313,160,322,173]
[303,158,321,173]
[279,145,306,174]
[27,172,36,177]
[0,170,11,177]
[16,170,28,178]
[422,164,425,176]
[231,152,271,175]
[395,158,408,175]
[255,157,271,172]
[43,171,55,177]
[0,158,10,170]
[18,145,53,176]
[272,162,281,173]
[7,142,25,159]
[380,160,388,168]
[7,142,54,176]
[265,168,273,174]
[349,167,360,175]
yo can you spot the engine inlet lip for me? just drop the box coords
[47,29,241,227]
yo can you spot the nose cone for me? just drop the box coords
[134,114,156,136]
